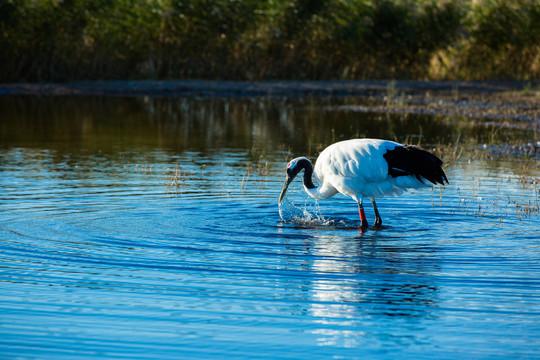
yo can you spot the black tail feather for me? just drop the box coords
[383,145,448,185]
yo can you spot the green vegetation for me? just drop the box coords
[1,0,539,82]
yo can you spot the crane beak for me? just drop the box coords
[278,175,294,204]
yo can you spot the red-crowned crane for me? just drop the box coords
[278,138,448,229]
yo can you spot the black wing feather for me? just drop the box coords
[383,145,448,185]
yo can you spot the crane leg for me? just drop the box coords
[370,197,382,228]
[357,199,369,229]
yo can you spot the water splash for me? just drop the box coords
[278,197,333,225]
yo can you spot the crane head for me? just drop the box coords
[278,157,308,204]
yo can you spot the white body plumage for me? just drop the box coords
[307,138,429,202]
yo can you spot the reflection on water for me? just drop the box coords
[1,95,534,156]
[308,234,438,348]
[0,95,539,359]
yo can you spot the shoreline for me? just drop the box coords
[0,79,535,97]
[1,80,538,123]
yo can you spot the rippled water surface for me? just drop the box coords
[1,96,539,359]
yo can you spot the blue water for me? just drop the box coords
[0,96,539,359]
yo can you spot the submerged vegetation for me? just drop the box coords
[1,0,539,82]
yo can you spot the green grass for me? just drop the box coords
[0,0,538,82]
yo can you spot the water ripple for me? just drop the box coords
[1,103,539,358]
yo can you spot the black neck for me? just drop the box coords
[298,158,316,189]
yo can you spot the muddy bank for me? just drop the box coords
[0,80,534,97]
[1,80,538,122]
